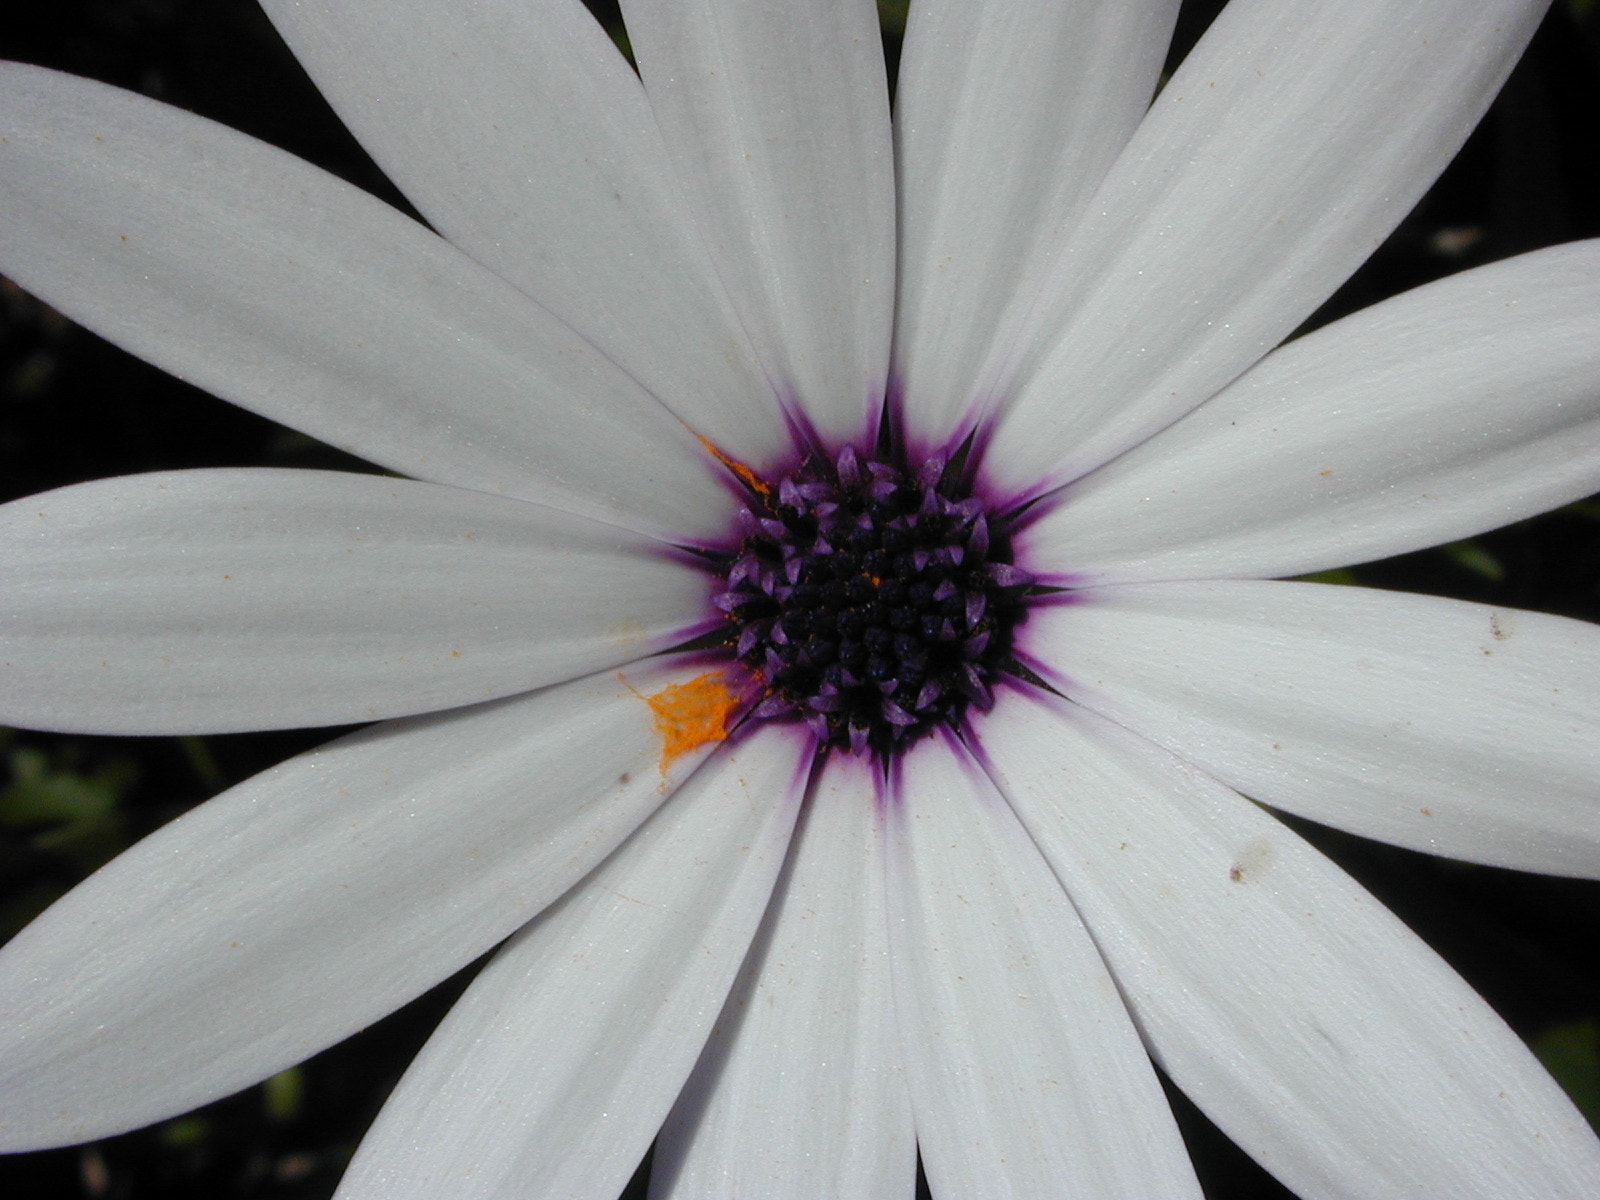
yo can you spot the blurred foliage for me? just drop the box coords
[1294,567,1361,586]
[1,0,1598,1198]
[261,1069,306,1126]
[0,732,137,937]
[1536,1021,1600,1131]
[877,0,910,37]
[1440,538,1507,583]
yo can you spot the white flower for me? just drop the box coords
[1,1,1599,1197]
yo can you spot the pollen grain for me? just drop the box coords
[621,670,739,773]
[696,435,771,496]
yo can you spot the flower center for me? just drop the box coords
[712,443,1032,757]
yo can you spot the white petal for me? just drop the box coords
[1024,580,1600,878]
[891,0,1179,447]
[260,0,784,462]
[887,733,1202,1200]
[1022,241,1600,581]
[0,470,715,734]
[652,752,914,1200]
[0,63,728,538]
[622,0,894,442]
[333,725,806,1200]
[982,692,1600,1199]
[980,0,1545,497]
[0,659,738,1151]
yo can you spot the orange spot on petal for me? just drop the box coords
[621,671,739,773]
[697,435,771,496]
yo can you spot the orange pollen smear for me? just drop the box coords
[696,434,771,496]
[621,670,740,772]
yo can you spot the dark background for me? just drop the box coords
[2,2,1598,1197]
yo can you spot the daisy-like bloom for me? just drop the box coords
[2,0,1599,1196]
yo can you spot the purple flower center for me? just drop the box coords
[711,443,1033,757]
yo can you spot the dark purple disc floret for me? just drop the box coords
[711,443,1033,758]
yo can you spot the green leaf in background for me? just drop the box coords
[263,1067,306,1124]
[0,732,140,935]
[0,736,137,855]
[1535,1021,1600,1131]
[1439,539,1507,583]
[1295,567,1363,586]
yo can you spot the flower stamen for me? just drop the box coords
[711,442,1031,758]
